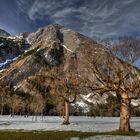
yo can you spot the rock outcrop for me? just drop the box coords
[0,24,138,110]
[0,28,10,37]
[0,34,31,69]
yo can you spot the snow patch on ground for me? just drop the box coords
[75,101,89,112]
[70,136,140,140]
[0,116,140,139]
[0,116,140,132]
[80,93,107,105]
[131,99,140,106]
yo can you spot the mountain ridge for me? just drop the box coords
[0,24,139,115]
[0,28,10,37]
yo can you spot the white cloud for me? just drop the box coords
[17,0,140,38]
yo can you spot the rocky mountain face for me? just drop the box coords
[0,34,31,69]
[0,28,10,37]
[0,24,138,113]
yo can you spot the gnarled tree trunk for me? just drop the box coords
[119,92,131,132]
[63,101,70,125]
[1,106,3,115]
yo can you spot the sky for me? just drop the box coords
[0,0,140,39]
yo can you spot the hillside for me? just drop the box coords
[0,29,10,37]
[0,34,30,69]
[0,24,139,116]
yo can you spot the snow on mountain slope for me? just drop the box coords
[0,24,139,114]
[0,33,31,69]
[0,28,10,37]
[0,55,20,68]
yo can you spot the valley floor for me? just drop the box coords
[0,116,140,132]
[0,116,140,140]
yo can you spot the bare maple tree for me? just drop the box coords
[0,82,10,115]
[49,71,79,125]
[82,55,140,132]
[103,36,140,67]
[49,53,79,125]
[8,94,24,117]
[25,77,47,121]
[55,97,65,117]
[29,95,45,121]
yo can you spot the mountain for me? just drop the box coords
[0,33,31,69]
[0,24,138,115]
[0,28,10,37]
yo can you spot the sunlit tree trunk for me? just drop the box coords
[32,116,34,121]
[119,93,131,132]
[12,108,15,117]
[63,101,70,125]
[0,96,4,115]
[1,106,3,115]
[41,111,44,121]
[35,113,37,121]
[10,108,12,117]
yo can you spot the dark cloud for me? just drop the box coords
[0,0,140,38]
